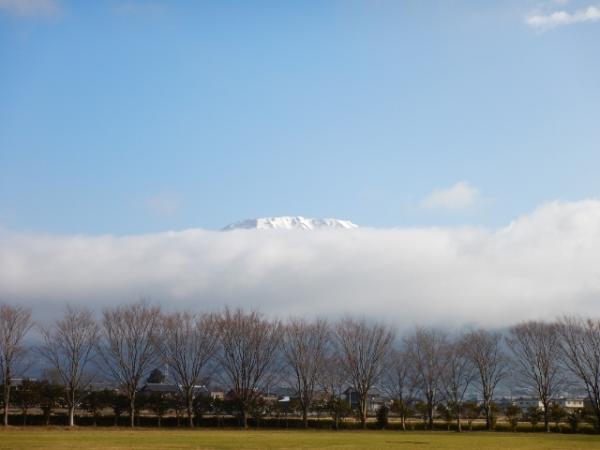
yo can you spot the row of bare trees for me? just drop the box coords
[2,300,600,432]
[395,328,506,432]
[383,321,600,434]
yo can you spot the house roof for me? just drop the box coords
[140,383,211,394]
[141,383,181,393]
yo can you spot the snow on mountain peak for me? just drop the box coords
[222,216,359,231]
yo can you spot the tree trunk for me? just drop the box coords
[428,404,434,430]
[67,388,76,427]
[157,416,162,427]
[3,378,9,426]
[484,401,492,430]
[543,402,550,433]
[129,395,135,428]
[187,398,194,428]
[401,415,406,431]
[456,405,462,433]
[241,409,248,428]
[359,394,367,429]
[302,407,308,429]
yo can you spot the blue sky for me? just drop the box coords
[1,0,600,234]
[2,1,600,325]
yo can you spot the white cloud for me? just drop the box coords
[526,5,600,29]
[144,192,182,218]
[2,200,600,329]
[420,181,480,211]
[0,0,59,17]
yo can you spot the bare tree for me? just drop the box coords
[335,318,395,429]
[215,308,282,428]
[0,303,33,427]
[282,317,330,428]
[97,301,161,428]
[156,311,218,427]
[558,316,600,430]
[404,327,448,430]
[38,305,99,427]
[320,350,349,430]
[381,346,416,431]
[507,320,564,432]
[464,329,506,430]
[441,336,476,432]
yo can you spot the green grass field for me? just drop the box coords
[1,429,600,450]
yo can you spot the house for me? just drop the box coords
[210,391,225,401]
[85,381,120,393]
[261,393,279,404]
[342,388,388,413]
[554,398,584,412]
[513,398,544,411]
[494,397,513,411]
[139,383,208,398]
[512,397,585,412]
[140,383,181,395]
[8,378,36,391]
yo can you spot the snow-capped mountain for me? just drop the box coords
[222,216,359,231]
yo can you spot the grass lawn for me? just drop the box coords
[1,429,600,450]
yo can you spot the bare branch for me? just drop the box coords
[97,301,161,428]
[440,335,476,432]
[0,303,33,427]
[557,316,600,431]
[156,310,218,427]
[282,317,330,428]
[215,307,282,428]
[404,327,448,430]
[38,304,99,427]
[463,329,507,430]
[334,317,395,428]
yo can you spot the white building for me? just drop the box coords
[512,397,584,412]
[554,398,584,411]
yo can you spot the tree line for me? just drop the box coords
[1,301,600,432]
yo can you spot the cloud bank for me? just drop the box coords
[2,200,600,329]
[526,5,600,29]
